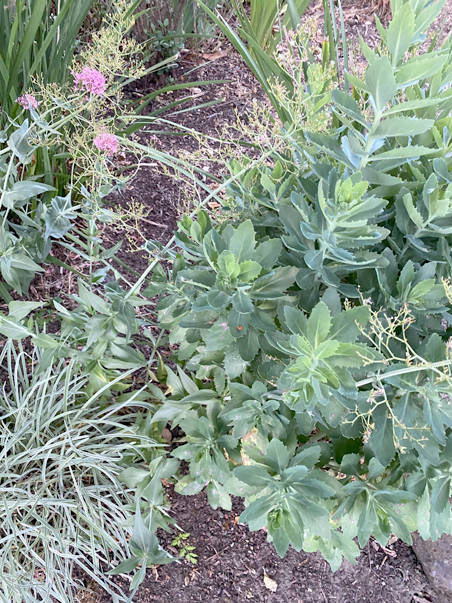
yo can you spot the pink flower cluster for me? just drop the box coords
[16,94,39,110]
[73,67,106,96]
[94,132,118,155]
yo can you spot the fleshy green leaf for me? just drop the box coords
[232,289,254,314]
[431,477,451,514]
[386,2,414,66]
[369,405,396,468]
[366,56,397,113]
[229,219,256,262]
[373,117,433,139]
[306,302,331,347]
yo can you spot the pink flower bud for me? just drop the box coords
[94,132,118,155]
[16,94,39,110]
[73,67,106,96]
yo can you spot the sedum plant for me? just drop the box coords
[131,0,452,569]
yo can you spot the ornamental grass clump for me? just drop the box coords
[0,337,139,603]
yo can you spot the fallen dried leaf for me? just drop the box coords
[388,535,398,545]
[263,569,277,592]
[203,49,230,61]
[162,427,172,443]
[381,545,397,557]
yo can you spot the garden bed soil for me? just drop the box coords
[82,1,452,601]
[96,488,431,603]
